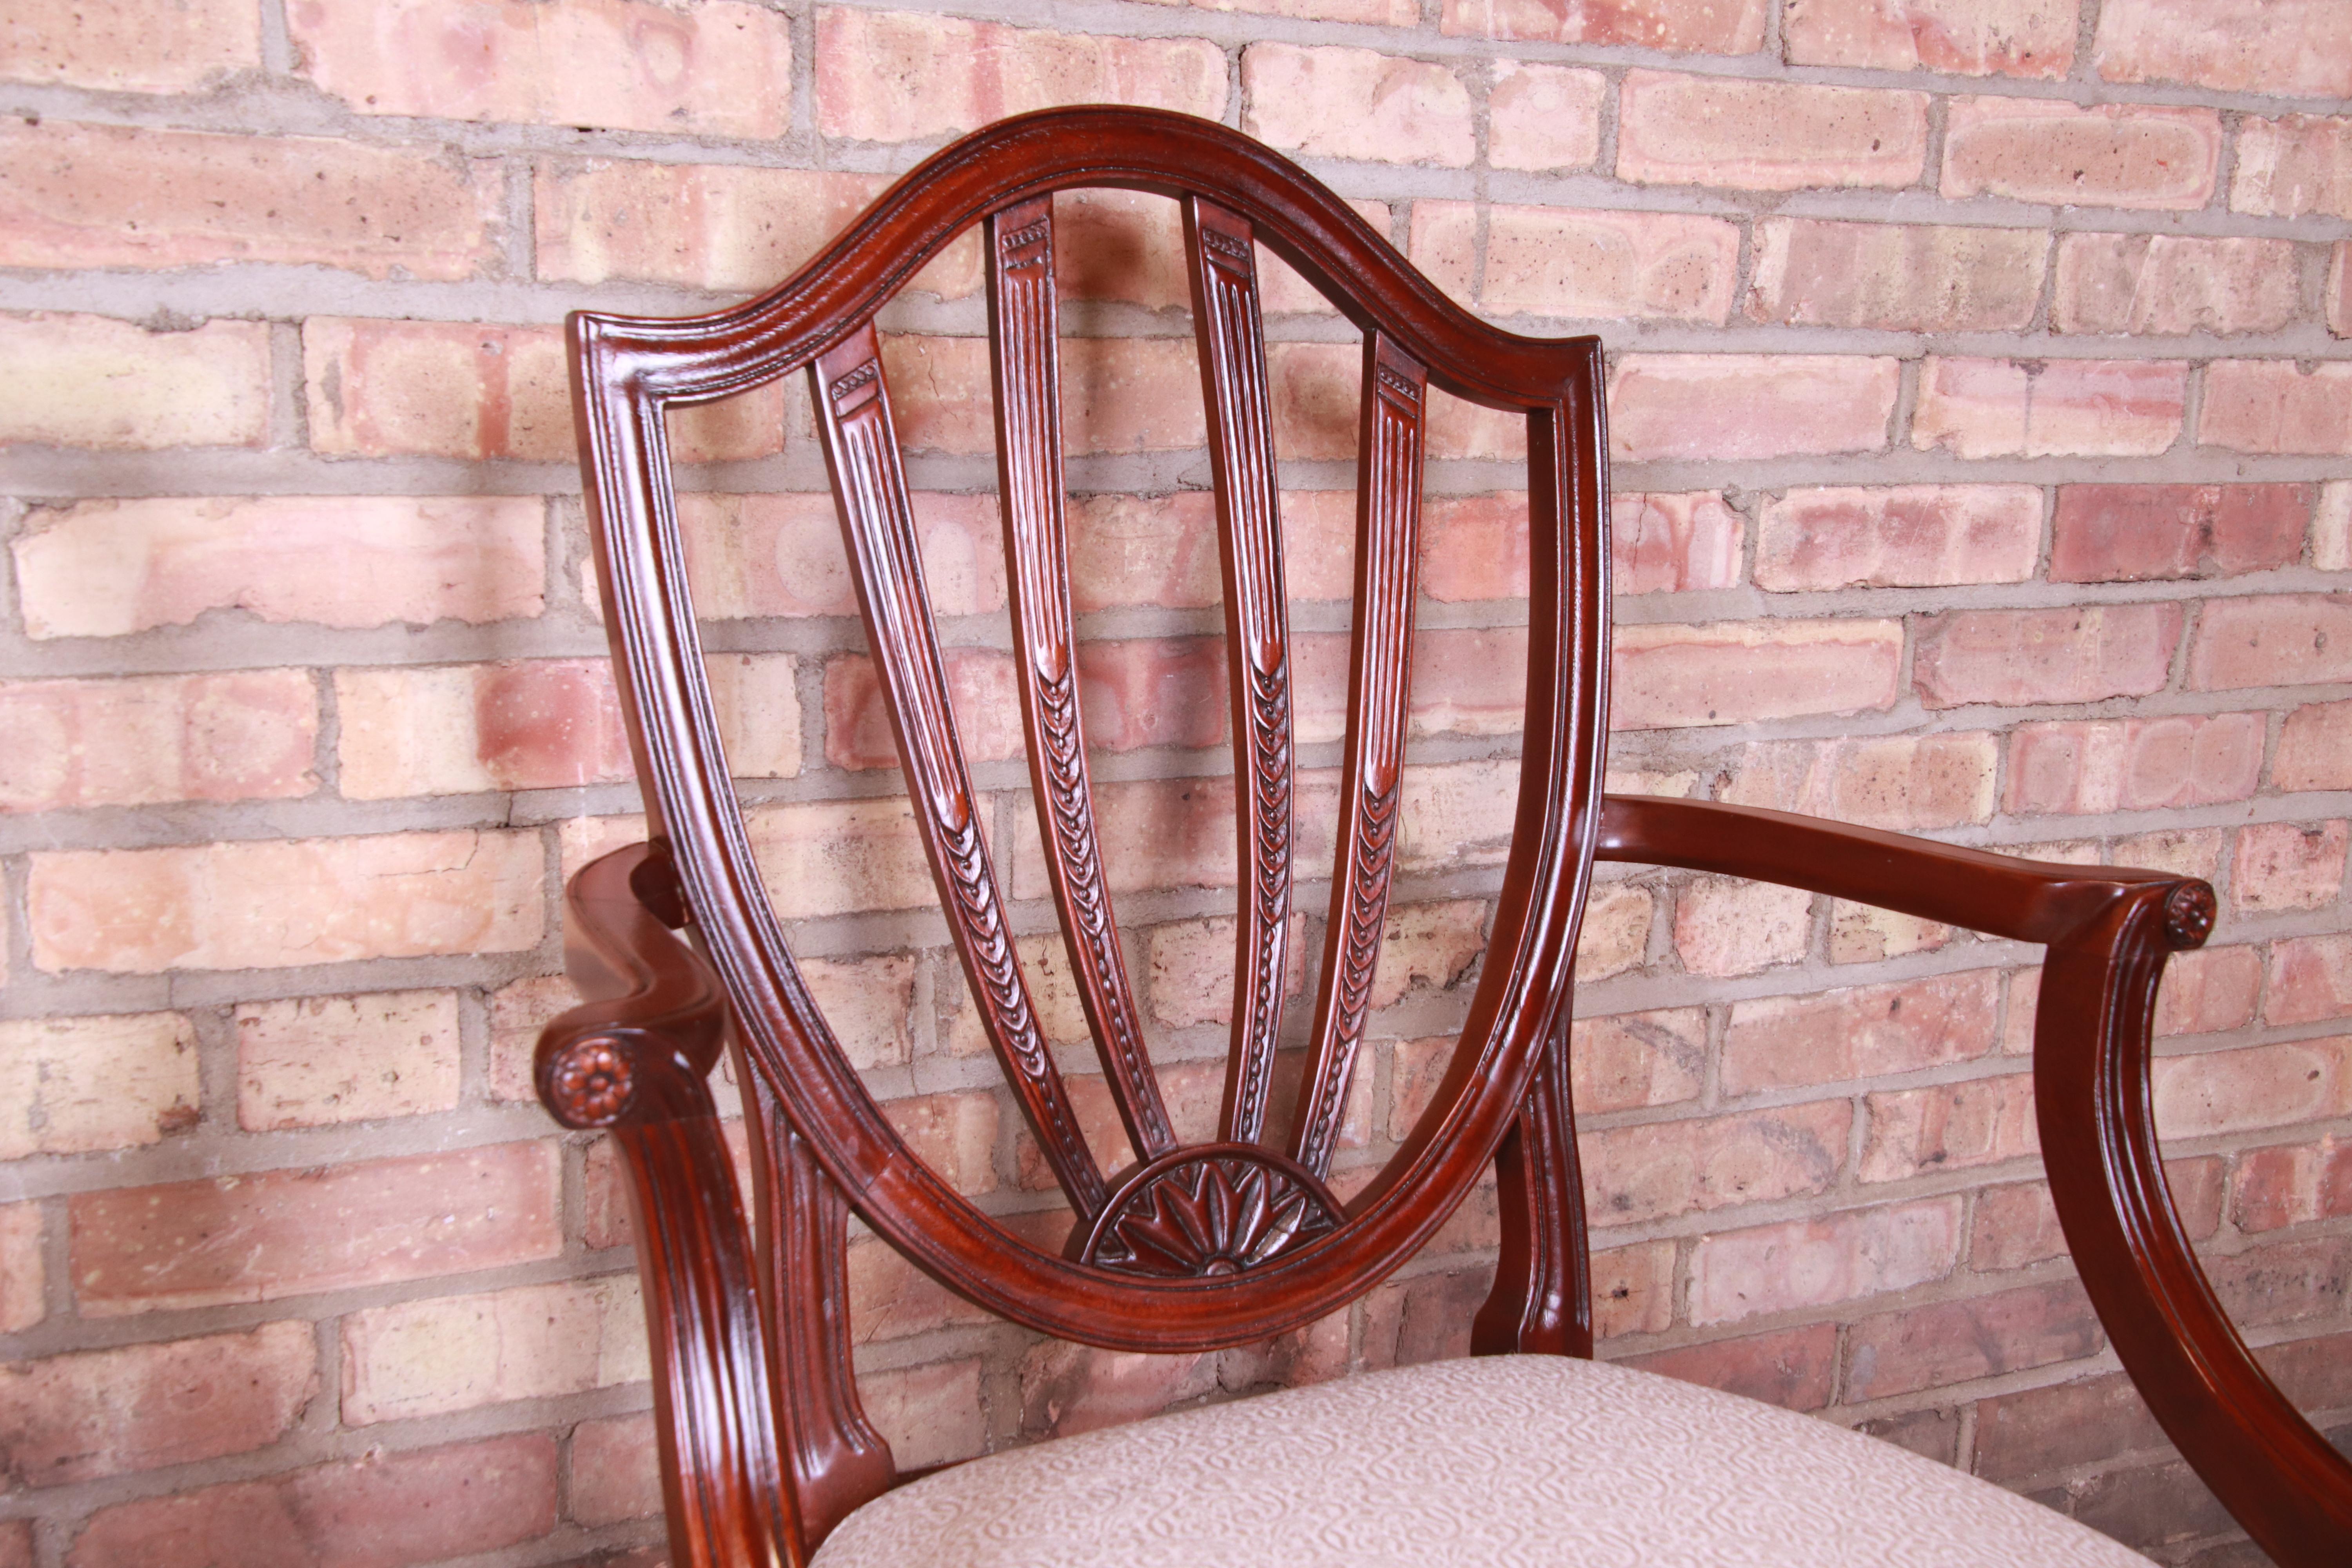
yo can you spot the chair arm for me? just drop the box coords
[537,842,802,1568]
[1596,795,2352,1564]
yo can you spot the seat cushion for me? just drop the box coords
[815,1355,2151,1567]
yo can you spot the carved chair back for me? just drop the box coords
[560,106,1607,1557]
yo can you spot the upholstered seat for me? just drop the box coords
[813,1356,2148,1567]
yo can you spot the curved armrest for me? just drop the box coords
[537,843,801,1568]
[1595,795,2352,1564]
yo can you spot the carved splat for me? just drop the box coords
[811,322,1107,1220]
[1290,333,1426,1176]
[987,196,1175,1165]
[1184,194,1294,1147]
[1078,1144,1343,1278]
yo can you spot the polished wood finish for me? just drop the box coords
[548,105,2350,1567]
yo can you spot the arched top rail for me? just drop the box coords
[568,105,1597,415]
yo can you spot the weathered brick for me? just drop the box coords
[2154,1036,2352,1138]
[236,990,460,1131]
[1488,61,1604,172]
[2154,944,2261,1037]
[1613,617,1905,730]
[2333,245,2352,338]
[12,496,545,639]
[1783,0,2076,78]
[673,491,1002,621]
[1619,1325,1837,1411]
[2232,1138,2351,1233]
[744,799,937,919]
[1146,913,1310,1031]
[1861,1073,2038,1181]
[0,1013,197,1160]
[1718,733,1998,831]
[2096,0,2352,97]
[65,1433,557,1568]
[342,1277,647,1425]
[1573,883,1656,983]
[2270,935,2352,1025]
[1912,356,2186,458]
[1591,1242,1676,1339]
[1617,73,1927,191]
[1583,1101,1850,1229]
[1,0,259,92]
[1572,1007,1704,1114]
[1847,1280,2099,1399]
[567,1412,660,1525]
[2319,481,2352,568]
[1441,0,1765,50]
[30,829,543,974]
[2189,593,2352,690]
[71,1143,560,1316]
[292,0,791,137]
[1724,971,2001,1095]
[1976,1370,2165,1479]
[2005,713,2264,815]
[1755,484,2040,591]
[0,671,317,814]
[1,121,500,279]
[0,1206,41,1334]
[886,1091,999,1197]
[1403,627,1524,739]
[2233,115,2352,219]
[1912,604,2183,709]
[1483,207,1740,323]
[2277,699,2352,791]
[2233,820,2348,912]
[2074,1453,2237,1551]
[1673,877,1812,977]
[1829,903,1953,964]
[2208,1235,2352,1328]
[1690,1197,1963,1325]
[1747,220,2045,332]
[0,1321,316,1488]
[2053,483,2307,583]
[1611,354,1899,459]
[1969,1180,2073,1272]
[0,312,267,450]
[1942,98,2220,210]
[2199,360,2352,455]
[1242,45,1472,169]
[1858,1408,1962,1465]
[1612,492,1743,593]
[2116,825,2230,882]
[817,11,1225,143]
[2051,235,2301,337]
[865,1359,987,1470]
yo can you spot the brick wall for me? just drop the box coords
[2,0,2348,1564]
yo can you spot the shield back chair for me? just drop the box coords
[539,107,2352,1567]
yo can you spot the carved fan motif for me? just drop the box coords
[1081,1146,1343,1278]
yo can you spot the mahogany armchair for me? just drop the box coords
[539,107,2352,1566]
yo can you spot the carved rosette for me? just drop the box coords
[2163,880,2218,949]
[1079,1145,1343,1279]
[545,1036,636,1128]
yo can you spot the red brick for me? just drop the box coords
[30,829,542,974]
[1847,1279,2100,1399]
[342,1277,646,1424]
[885,1092,999,1197]
[1483,207,1740,324]
[1857,1408,1962,1465]
[1612,354,1899,460]
[1018,1339,1216,1439]
[1755,484,2040,591]
[1,121,499,280]
[65,1433,557,1568]
[237,990,459,1131]
[2232,1138,2351,1233]
[2052,234,2301,337]
[1829,903,1953,964]
[1975,1370,2165,1479]
[1611,492,1742,594]
[0,1206,41,1334]
[1913,356,2186,458]
[2277,699,2352,791]
[1748,220,2045,332]
[1724,970,2000,1094]
[1673,877,1812,977]
[865,1359,987,1470]
[1571,1007,1704,1113]
[824,649,1017,772]
[2154,1036,2352,1138]
[2322,480,2352,568]
[0,1013,198,1159]
[2199,360,2352,455]
[2189,593,2352,690]
[1,0,258,92]
[1242,45,1472,169]
[2207,1235,2352,1328]
[13,496,544,639]
[1861,1073,2038,1182]
[2154,944,2262,1037]
[568,1412,661,1525]
[674,490,1002,621]
[2053,483,2307,583]
[2270,936,2352,1025]
[1359,1266,1489,1371]
[1718,733,1998,830]
[2095,0,2352,97]
[1969,1180,2072,1272]
[1440,0,1765,50]
[2233,820,2348,912]
[1614,617,1903,731]
[0,1521,21,1568]
[291,0,790,137]
[1942,98,2220,210]
[2258,1328,2352,1413]
[0,1321,315,1488]
[1617,72,1927,192]
[1690,1198,1963,1325]
[2234,115,2352,219]
[1419,494,1529,603]
[71,1144,560,1316]
[1912,604,2183,709]
[1573,883,1656,982]
[1619,1324,1837,1411]
[1582,1100,1851,1229]
[0,312,268,450]
[2333,245,2352,338]
[1591,1242,1676,1339]
[817,11,1224,143]
[2074,1454,2237,1551]
[2116,825,2229,882]
[1488,61,1604,172]
[0,671,316,814]
[2005,713,2263,815]
[1783,0,2076,78]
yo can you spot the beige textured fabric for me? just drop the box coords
[814,1355,2151,1567]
